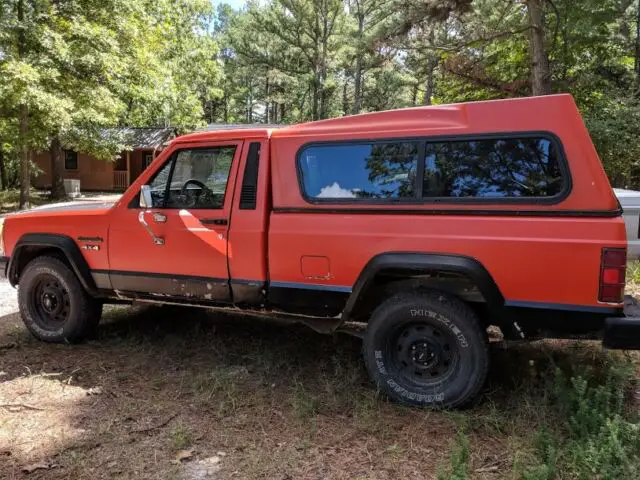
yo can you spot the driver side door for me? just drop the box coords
[107,141,243,303]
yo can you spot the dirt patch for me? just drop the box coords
[0,304,631,479]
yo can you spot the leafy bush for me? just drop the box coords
[525,355,640,479]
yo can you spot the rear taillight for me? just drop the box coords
[599,248,626,303]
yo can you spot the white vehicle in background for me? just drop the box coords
[614,188,640,260]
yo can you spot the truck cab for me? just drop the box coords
[0,94,635,408]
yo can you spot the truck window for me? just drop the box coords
[422,137,564,198]
[298,142,419,200]
[147,146,236,209]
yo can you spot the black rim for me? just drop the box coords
[29,274,70,330]
[387,322,459,387]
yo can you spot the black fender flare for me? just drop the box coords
[342,252,505,321]
[7,233,97,295]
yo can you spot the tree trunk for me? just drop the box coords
[50,137,66,200]
[320,46,328,118]
[423,57,437,105]
[343,79,349,115]
[635,0,640,94]
[318,1,329,120]
[312,75,320,120]
[352,13,365,115]
[19,106,30,209]
[17,0,30,209]
[0,146,7,190]
[265,76,270,123]
[423,29,438,105]
[352,61,363,114]
[247,78,253,123]
[527,0,552,96]
[412,83,419,106]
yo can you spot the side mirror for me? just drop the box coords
[140,185,153,209]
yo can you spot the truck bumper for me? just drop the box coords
[603,316,640,349]
[0,256,7,279]
[604,297,640,349]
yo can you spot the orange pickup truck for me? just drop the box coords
[0,94,635,408]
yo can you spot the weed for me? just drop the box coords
[290,379,319,419]
[192,368,242,415]
[521,427,558,480]
[468,401,508,436]
[168,424,193,450]
[438,430,469,480]
[627,260,640,284]
[524,354,640,479]
[353,391,381,423]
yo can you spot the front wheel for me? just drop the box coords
[18,256,102,343]
[363,291,489,408]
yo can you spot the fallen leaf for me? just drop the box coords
[171,449,195,464]
[22,461,57,474]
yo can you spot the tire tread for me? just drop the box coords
[363,290,489,408]
[18,256,101,343]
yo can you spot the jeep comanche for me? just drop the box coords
[1,94,637,408]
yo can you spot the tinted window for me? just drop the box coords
[146,146,236,209]
[299,142,419,200]
[65,150,78,170]
[423,137,563,198]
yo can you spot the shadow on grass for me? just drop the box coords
[0,305,631,479]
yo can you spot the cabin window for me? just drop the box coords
[144,146,236,209]
[422,137,563,198]
[64,150,78,170]
[143,152,154,169]
[298,142,419,200]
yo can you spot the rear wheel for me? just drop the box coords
[363,291,489,408]
[18,256,102,343]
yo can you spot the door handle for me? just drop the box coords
[202,218,228,226]
[138,211,165,245]
[153,212,167,223]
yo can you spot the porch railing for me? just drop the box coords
[114,171,128,190]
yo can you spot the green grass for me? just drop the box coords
[290,378,320,419]
[628,260,640,284]
[0,188,52,214]
[438,431,470,480]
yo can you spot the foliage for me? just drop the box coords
[211,0,640,187]
[0,0,221,204]
[524,356,640,479]
[627,260,640,284]
[2,0,640,201]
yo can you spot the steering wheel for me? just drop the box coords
[180,179,213,207]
